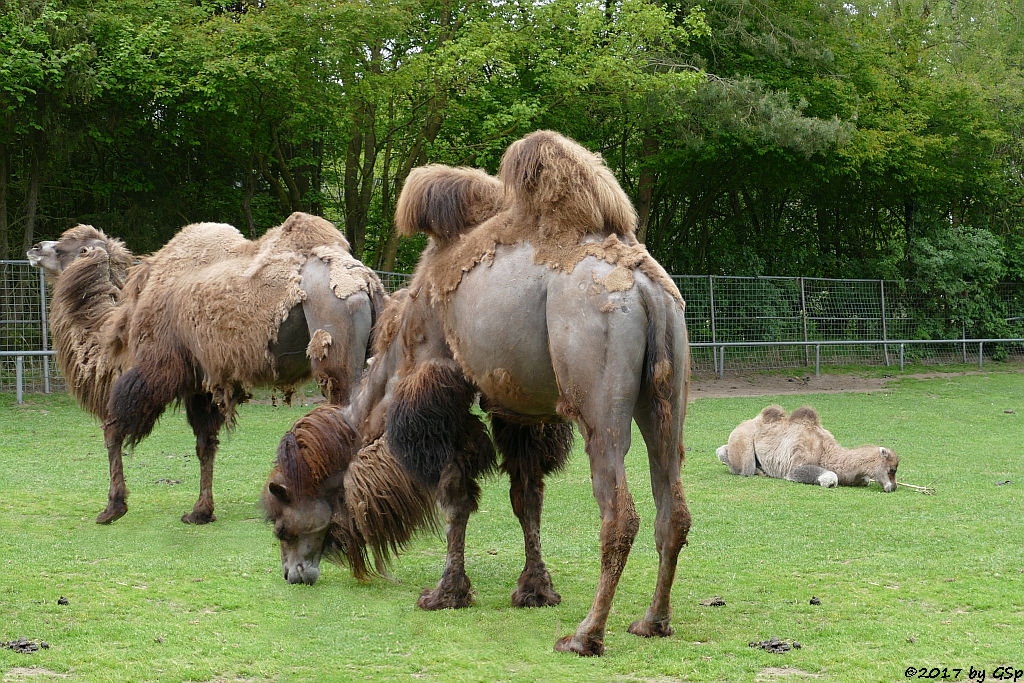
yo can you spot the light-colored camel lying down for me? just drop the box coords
[716,405,899,492]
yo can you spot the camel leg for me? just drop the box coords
[787,464,839,488]
[416,463,479,610]
[417,413,495,610]
[627,399,690,638]
[492,417,573,608]
[97,366,175,524]
[181,393,226,524]
[98,425,129,524]
[553,424,639,657]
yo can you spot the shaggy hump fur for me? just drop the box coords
[499,130,637,238]
[716,404,900,490]
[395,165,503,243]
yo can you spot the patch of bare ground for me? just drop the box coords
[690,370,1017,400]
[755,667,823,681]
[2,669,70,681]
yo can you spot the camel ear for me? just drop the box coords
[268,482,290,504]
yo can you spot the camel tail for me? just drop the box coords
[394,165,503,243]
[498,130,637,236]
[641,280,689,454]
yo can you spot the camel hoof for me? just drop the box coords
[181,510,216,524]
[554,634,604,657]
[511,586,561,608]
[628,619,674,638]
[417,587,474,610]
[96,503,128,525]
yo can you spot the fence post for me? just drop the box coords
[814,344,820,376]
[899,344,905,371]
[962,323,968,364]
[708,275,718,375]
[880,280,890,366]
[800,277,809,366]
[978,342,984,369]
[16,355,24,404]
[39,268,50,393]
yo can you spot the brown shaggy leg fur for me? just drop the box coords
[98,362,186,524]
[492,417,574,608]
[416,413,496,610]
[182,393,227,524]
[386,359,481,486]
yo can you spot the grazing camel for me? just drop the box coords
[264,131,691,656]
[716,405,900,491]
[28,213,386,524]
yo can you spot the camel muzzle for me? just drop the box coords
[283,561,321,585]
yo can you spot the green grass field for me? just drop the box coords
[2,372,1022,682]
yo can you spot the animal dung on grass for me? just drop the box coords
[715,405,900,492]
[749,637,802,654]
[3,638,50,654]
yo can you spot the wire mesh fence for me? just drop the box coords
[676,275,1024,373]
[4,261,1024,397]
[1,261,57,395]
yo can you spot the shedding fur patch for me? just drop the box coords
[116,213,355,403]
[312,244,383,300]
[307,329,333,362]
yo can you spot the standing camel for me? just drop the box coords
[28,212,386,524]
[265,132,691,656]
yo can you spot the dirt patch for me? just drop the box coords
[689,370,1009,400]
[756,667,823,681]
[2,669,70,681]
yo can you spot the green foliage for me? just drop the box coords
[907,224,1010,338]
[2,373,1023,679]
[1,0,1024,314]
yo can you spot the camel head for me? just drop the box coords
[263,406,358,585]
[872,446,900,492]
[27,224,133,285]
[849,445,900,492]
[263,405,435,585]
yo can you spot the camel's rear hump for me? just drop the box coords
[499,130,637,239]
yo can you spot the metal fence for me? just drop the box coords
[5,263,1024,398]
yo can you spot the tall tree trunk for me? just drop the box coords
[635,134,657,244]
[242,166,256,238]
[0,145,9,258]
[21,144,41,254]
[375,126,396,270]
